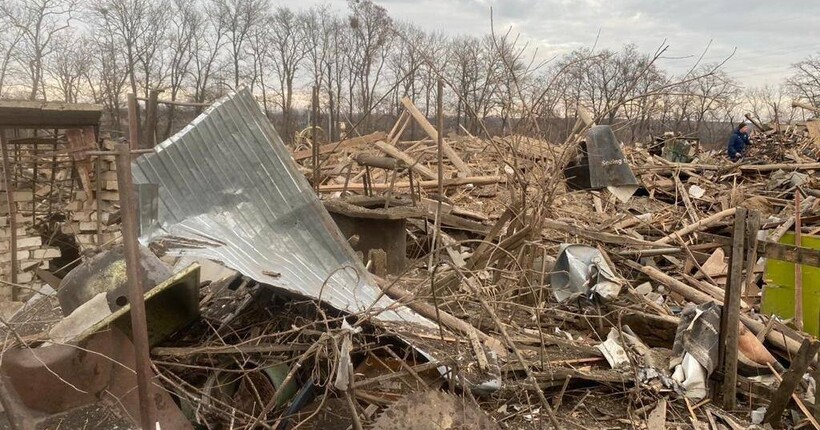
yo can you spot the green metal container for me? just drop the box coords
[761,233,820,335]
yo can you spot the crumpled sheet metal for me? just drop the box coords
[550,244,622,302]
[132,89,432,327]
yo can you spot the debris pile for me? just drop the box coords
[1,92,820,430]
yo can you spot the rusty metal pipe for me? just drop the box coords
[115,140,154,429]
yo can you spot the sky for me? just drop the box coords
[279,0,820,88]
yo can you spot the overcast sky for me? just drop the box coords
[280,0,820,88]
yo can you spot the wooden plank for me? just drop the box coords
[0,99,102,128]
[373,140,437,180]
[697,232,820,268]
[291,132,386,161]
[144,89,159,147]
[763,339,820,428]
[65,128,96,207]
[744,211,761,300]
[319,175,503,192]
[795,191,804,331]
[718,207,746,410]
[655,207,737,244]
[400,97,472,176]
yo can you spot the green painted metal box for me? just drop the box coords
[761,233,820,335]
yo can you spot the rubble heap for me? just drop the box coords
[1,92,820,430]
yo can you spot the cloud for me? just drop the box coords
[280,0,820,87]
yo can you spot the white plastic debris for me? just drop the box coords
[751,406,767,425]
[333,318,361,391]
[672,352,708,400]
[596,328,630,369]
[688,184,706,199]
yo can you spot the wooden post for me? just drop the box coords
[115,143,155,430]
[144,89,160,148]
[311,85,319,193]
[718,207,747,410]
[400,97,472,176]
[95,154,103,247]
[128,94,140,152]
[0,131,18,299]
[814,366,820,422]
[744,211,761,303]
[763,339,820,427]
[795,190,804,331]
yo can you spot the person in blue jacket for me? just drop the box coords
[727,122,751,161]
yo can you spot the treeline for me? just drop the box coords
[0,0,818,145]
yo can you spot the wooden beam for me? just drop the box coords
[319,175,503,192]
[763,339,820,428]
[792,100,820,115]
[144,89,160,148]
[795,191,804,331]
[136,97,211,108]
[292,132,386,161]
[0,99,102,128]
[698,232,820,268]
[655,207,737,244]
[718,207,746,410]
[373,140,437,180]
[623,258,806,361]
[400,97,472,176]
[65,128,96,209]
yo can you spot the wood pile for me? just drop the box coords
[290,110,820,428]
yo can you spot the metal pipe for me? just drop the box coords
[311,85,319,193]
[115,143,154,428]
[128,94,140,152]
[0,130,18,299]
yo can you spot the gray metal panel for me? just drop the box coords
[586,125,638,189]
[132,89,432,326]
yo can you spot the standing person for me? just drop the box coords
[727,122,751,161]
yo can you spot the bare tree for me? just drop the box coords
[270,6,308,138]
[89,0,166,97]
[210,0,269,91]
[46,30,90,102]
[0,11,25,96]
[787,54,820,113]
[88,29,130,129]
[347,0,392,131]
[303,6,335,137]
[746,84,795,124]
[190,2,227,109]
[245,12,274,116]
[0,0,76,100]
[162,0,201,137]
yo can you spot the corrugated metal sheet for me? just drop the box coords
[132,89,432,326]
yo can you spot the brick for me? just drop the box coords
[0,251,29,263]
[72,211,93,222]
[16,237,42,249]
[31,248,61,259]
[61,223,80,235]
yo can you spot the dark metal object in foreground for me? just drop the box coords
[56,245,172,316]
